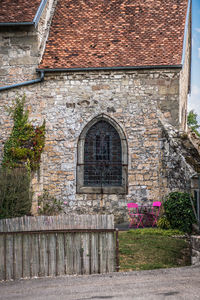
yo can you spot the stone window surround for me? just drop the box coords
[77,114,128,194]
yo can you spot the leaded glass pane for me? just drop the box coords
[84,121,122,186]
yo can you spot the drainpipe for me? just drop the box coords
[0,71,44,92]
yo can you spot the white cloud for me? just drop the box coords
[193,85,200,96]
[188,85,200,116]
[195,28,200,33]
[198,48,200,59]
[188,99,200,116]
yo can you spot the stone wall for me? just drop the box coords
[0,0,56,87]
[0,25,38,86]
[159,116,195,197]
[179,8,191,131]
[191,236,200,265]
[0,68,193,222]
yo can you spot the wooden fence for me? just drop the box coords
[0,215,118,281]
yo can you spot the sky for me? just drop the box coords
[188,0,200,120]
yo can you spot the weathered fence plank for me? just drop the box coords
[56,233,65,276]
[65,233,74,275]
[31,234,39,278]
[39,234,48,277]
[0,235,4,280]
[90,233,98,274]
[47,234,56,277]
[5,234,13,280]
[23,234,31,278]
[0,215,116,281]
[14,235,23,279]
[73,233,81,274]
[82,233,90,274]
[100,232,107,274]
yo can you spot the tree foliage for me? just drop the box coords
[187,110,200,137]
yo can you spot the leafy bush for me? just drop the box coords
[0,168,32,219]
[37,190,65,216]
[2,95,45,171]
[157,215,171,230]
[163,192,195,233]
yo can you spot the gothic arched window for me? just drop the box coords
[77,114,128,194]
[84,120,122,187]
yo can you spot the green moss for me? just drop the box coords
[2,95,45,171]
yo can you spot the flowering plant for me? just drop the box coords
[37,190,65,216]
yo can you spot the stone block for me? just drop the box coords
[10,36,36,45]
[191,249,200,266]
[0,68,8,75]
[92,84,109,91]
[159,85,179,95]
[9,56,38,65]
[0,46,9,55]
[191,236,200,251]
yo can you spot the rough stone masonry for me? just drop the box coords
[0,0,198,223]
[0,67,195,223]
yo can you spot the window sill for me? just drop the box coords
[77,186,127,194]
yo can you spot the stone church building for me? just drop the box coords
[0,0,199,222]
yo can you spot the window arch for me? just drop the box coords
[77,114,128,194]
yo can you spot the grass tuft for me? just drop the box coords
[119,228,190,271]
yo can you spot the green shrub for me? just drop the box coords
[2,95,45,171]
[0,168,32,219]
[157,215,171,230]
[163,192,195,233]
[37,190,65,216]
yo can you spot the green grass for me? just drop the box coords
[119,228,190,271]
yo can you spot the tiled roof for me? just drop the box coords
[39,0,189,69]
[0,0,41,23]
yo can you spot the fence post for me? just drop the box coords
[115,229,120,272]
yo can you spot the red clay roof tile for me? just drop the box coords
[39,0,188,69]
[0,0,42,23]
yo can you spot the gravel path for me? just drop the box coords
[0,266,200,300]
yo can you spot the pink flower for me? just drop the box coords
[37,206,41,209]
[63,201,68,205]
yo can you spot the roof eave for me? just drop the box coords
[0,0,48,28]
[37,65,183,73]
[0,22,34,26]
